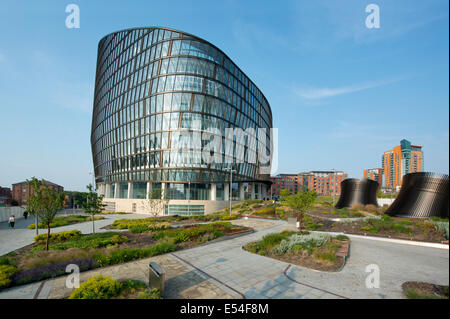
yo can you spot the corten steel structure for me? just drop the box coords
[385,172,449,219]
[91,27,273,215]
[335,178,379,209]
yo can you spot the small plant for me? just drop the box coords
[34,230,82,243]
[69,274,122,299]
[0,265,18,290]
[364,204,379,213]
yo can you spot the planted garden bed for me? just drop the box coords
[402,281,449,299]
[0,222,253,291]
[301,214,449,243]
[243,230,349,271]
[27,215,104,229]
[68,274,161,299]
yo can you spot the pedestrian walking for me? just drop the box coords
[8,215,16,228]
[23,210,29,219]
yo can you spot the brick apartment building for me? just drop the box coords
[12,180,64,205]
[270,171,348,197]
[382,139,423,190]
[363,168,383,185]
[0,187,12,206]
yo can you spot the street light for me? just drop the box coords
[332,168,336,205]
[225,166,236,216]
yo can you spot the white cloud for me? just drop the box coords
[293,77,407,100]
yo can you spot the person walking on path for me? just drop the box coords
[8,215,16,228]
[23,210,29,219]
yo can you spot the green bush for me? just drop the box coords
[260,232,293,248]
[34,230,82,243]
[94,242,176,267]
[69,274,122,299]
[335,235,349,241]
[254,207,276,215]
[34,232,128,251]
[0,265,18,290]
[137,288,162,299]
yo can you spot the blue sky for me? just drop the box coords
[0,0,448,191]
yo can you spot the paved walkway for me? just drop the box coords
[0,217,448,299]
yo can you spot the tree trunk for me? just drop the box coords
[92,214,95,234]
[46,224,50,251]
[298,212,303,233]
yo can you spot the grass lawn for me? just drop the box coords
[28,215,104,229]
[243,230,349,271]
[0,221,252,291]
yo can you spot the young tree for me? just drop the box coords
[281,188,317,232]
[140,188,167,217]
[81,184,106,234]
[26,177,44,236]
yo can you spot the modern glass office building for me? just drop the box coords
[91,27,273,214]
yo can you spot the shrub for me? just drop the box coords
[0,265,18,290]
[69,274,122,299]
[35,232,128,250]
[350,203,365,211]
[435,221,449,240]
[94,242,176,267]
[273,233,331,255]
[261,232,292,248]
[12,258,97,286]
[254,207,276,215]
[148,222,171,231]
[34,230,82,243]
[335,235,349,241]
[364,204,379,213]
[137,288,162,299]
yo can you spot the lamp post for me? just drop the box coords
[225,166,236,216]
[332,168,336,205]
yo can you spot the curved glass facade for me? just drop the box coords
[91,27,272,201]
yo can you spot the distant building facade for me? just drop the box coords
[12,180,64,205]
[269,174,298,196]
[270,171,347,197]
[382,139,423,190]
[363,168,383,185]
[0,187,12,207]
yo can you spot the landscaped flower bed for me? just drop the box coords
[243,231,349,271]
[0,222,252,291]
[27,215,104,229]
[301,214,449,243]
[107,213,240,231]
[68,274,161,299]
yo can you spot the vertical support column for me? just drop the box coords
[224,184,229,201]
[114,183,119,199]
[127,182,133,199]
[239,183,245,200]
[146,182,152,199]
[105,184,110,198]
[210,183,217,201]
[161,183,166,200]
